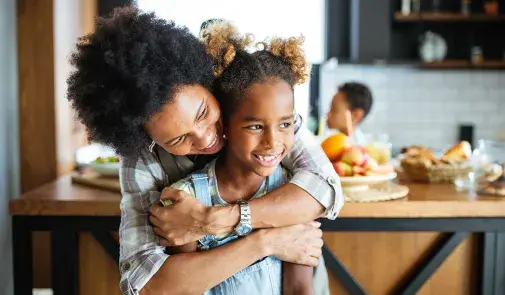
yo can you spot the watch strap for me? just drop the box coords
[237,200,251,224]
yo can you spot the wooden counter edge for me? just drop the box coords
[10,199,505,217]
[9,198,121,216]
[338,200,505,218]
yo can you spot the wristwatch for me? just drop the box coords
[234,200,253,236]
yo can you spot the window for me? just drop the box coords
[137,0,326,121]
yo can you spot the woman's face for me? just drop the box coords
[144,85,225,155]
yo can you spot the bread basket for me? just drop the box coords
[399,141,473,183]
[400,159,472,183]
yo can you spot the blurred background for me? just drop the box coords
[2,0,505,294]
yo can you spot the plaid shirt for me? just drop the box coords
[118,124,344,294]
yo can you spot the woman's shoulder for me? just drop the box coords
[120,146,158,168]
[120,147,167,186]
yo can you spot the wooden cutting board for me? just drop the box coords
[71,171,121,192]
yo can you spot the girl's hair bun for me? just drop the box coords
[266,36,308,85]
[200,21,253,77]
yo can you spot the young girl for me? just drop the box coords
[163,23,316,295]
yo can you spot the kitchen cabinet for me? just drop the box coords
[326,0,505,69]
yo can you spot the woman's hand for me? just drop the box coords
[263,221,323,267]
[149,187,213,246]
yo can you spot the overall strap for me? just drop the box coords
[190,172,215,250]
[266,166,284,193]
[190,173,212,206]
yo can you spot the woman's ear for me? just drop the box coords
[222,120,231,140]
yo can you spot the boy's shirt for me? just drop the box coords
[352,127,367,146]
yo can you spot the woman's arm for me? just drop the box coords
[247,124,344,227]
[118,153,258,295]
[140,231,267,295]
[152,124,344,244]
[118,153,170,295]
[119,150,323,295]
[139,223,323,295]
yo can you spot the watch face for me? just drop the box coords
[236,223,252,236]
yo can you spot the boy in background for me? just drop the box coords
[326,82,373,145]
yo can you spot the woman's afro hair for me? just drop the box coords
[67,6,214,157]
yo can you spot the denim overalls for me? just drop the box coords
[189,163,286,295]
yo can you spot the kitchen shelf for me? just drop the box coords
[394,12,505,22]
[419,60,505,69]
[337,60,505,70]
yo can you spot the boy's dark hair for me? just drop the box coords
[201,22,308,123]
[338,82,373,119]
[66,6,214,157]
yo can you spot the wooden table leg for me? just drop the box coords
[12,216,33,295]
[51,229,79,295]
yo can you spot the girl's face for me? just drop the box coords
[224,80,295,177]
[144,85,225,155]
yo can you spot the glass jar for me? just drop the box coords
[472,140,505,196]
[471,46,484,64]
[364,133,392,165]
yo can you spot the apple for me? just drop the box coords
[364,157,378,171]
[341,146,367,167]
[352,165,366,176]
[333,161,353,177]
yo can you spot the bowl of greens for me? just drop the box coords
[88,156,120,176]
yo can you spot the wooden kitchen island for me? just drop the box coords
[10,175,505,295]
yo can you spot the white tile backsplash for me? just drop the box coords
[319,63,505,150]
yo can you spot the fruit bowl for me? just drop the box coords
[340,172,397,192]
[88,162,120,176]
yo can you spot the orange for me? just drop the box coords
[321,133,350,162]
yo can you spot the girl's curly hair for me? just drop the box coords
[200,21,309,123]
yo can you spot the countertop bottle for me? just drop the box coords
[471,46,483,64]
[412,0,421,13]
[461,0,471,14]
[402,0,411,15]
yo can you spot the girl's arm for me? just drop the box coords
[282,263,314,295]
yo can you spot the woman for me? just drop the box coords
[67,6,343,295]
